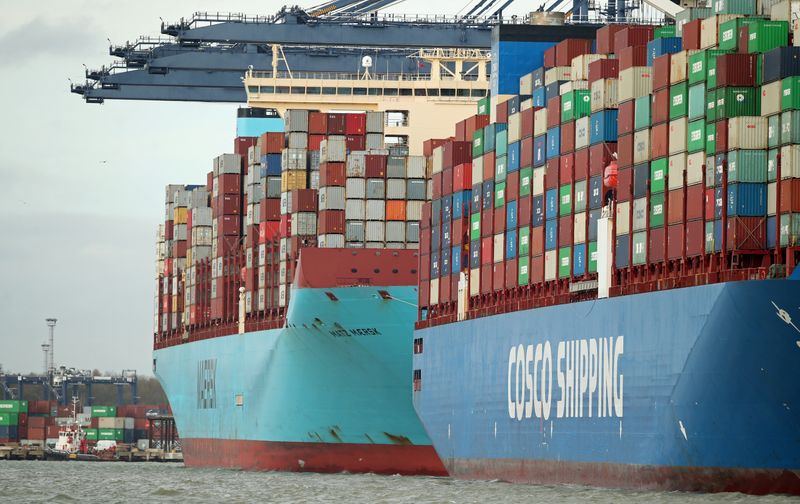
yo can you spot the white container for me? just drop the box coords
[319,234,346,248]
[560,80,588,94]
[520,73,534,96]
[761,81,782,117]
[321,137,347,163]
[366,179,386,199]
[572,53,606,81]
[533,167,545,195]
[215,153,241,175]
[573,212,587,244]
[469,267,480,296]
[282,149,307,171]
[366,111,385,133]
[366,200,386,220]
[701,14,741,49]
[347,152,366,177]
[544,250,557,281]
[290,212,317,236]
[280,191,292,215]
[507,112,522,143]
[728,116,768,150]
[768,182,777,215]
[686,151,706,186]
[668,153,687,190]
[366,220,385,242]
[279,284,288,307]
[429,278,440,305]
[633,129,651,164]
[287,132,308,149]
[345,199,366,220]
[618,67,652,102]
[386,221,406,242]
[668,118,688,155]
[669,51,688,83]
[346,178,366,199]
[575,116,590,150]
[472,156,484,184]
[346,220,365,242]
[318,186,346,210]
[432,146,444,174]
[616,201,630,236]
[534,108,548,137]
[406,200,423,221]
[544,66,573,85]
[590,79,619,112]
[780,144,800,178]
[407,156,426,178]
[632,198,647,232]
[284,109,309,132]
[387,179,407,199]
[493,233,504,263]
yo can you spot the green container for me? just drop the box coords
[85,429,99,441]
[705,89,717,121]
[669,82,689,120]
[705,221,716,252]
[561,90,591,123]
[768,114,781,148]
[558,246,572,278]
[727,149,768,182]
[706,123,717,155]
[716,86,760,119]
[687,120,706,153]
[518,256,530,285]
[718,18,759,51]
[477,96,490,115]
[470,212,481,241]
[781,213,800,246]
[520,167,532,197]
[781,110,800,144]
[634,95,651,131]
[632,231,648,265]
[494,181,506,208]
[707,50,733,89]
[98,428,116,440]
[655,25,677,38]
[519,227,530,255]
[484,125,496,152]
[715,0,757,16]
[495,129,508,156]
[782,77,800,111]
[747,20,789,54]
[688,83,706,120]
[0,400,28,414]
[0,412,18,426]
[91,405,117,418]
[650,193,665,228]
[115,429,124,440]
[472,129,484,158]
[651,158,669,194]
[574,180,587,213]
[495,155,507,182]
[588,241,598,273]
[768,148,779,182]
[559,184,572,216]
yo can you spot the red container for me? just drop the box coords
[668,188,684,224]
[279,214,291,237]
[652,54,671,91]
[47,425,60,438]
[617,133,634,168]
[556,39,593,67]
[683,19,702,51]
[687,184,704,220]
[442,167,454,196]
[521,137,533,167]
[29,417,46,429]
[261,199,280,221]
[346,135,366,151]
[588,59,619,84]
[650,227,665,262]
[595,25,629,54]
[618,100,635,135]
[494,206,506,233]
[453,163,472,192]
[505,258,518,289]
[650,123,669,159]
[483,151,496,181]
[686,219,704,256]
[320,162,346,186]
[780,179,800,212]
[727,216,766,250]
[440,274,452,302]
[506,171,520,201]
[466,114,490,140]
[558,215,573,247]
[308,134,325,151]
[456,119,468,141]
[617,45,648,71]
[547,96,561,129]
[423,138,453,157]
[492,263,505,291]
[432,173,442,199]
[309,111,328,134]
[318,210,345,234]
[290,188,317,212]
[589,142,615,176]
[715,120,729,154]
[481,208,493,237]
[28,427,46,441]
[421,202,432,229]
[545,158,560,189]
[561,121,575,153]
[234,137,257,156]
[531,254,544,284]
[218,193,241,215]
[419,255,430,281]
[327,113,347,134]
[521,108,535,138]
[443,141,472,169]
[614,26,654,53]
[175,240,187,258]
[217,173,241,195]
[667,223,685,259]
[452,219,465,245]
[518,196,532,227]
[716,54,758,87]
[260,132,285,154]
[560,153,575,184]
[496,100,509,124]
[480,264,492,294]
[652,89,669,124]
[544,46,556,68]
[575,147,590,179]
[365,154,387,178]
[260,220,280,242]
[345,113,366,135]
[481,236,493,265]
[617,167,633,201]
[531,227,544,254]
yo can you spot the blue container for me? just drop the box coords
[714,220,722,252]
[634,163,650,199]
[506,200,518,229]
[431,249,440,278]
[0,425,18,439]
[507,96,521,115]
[441,250,451,276]
[533,135,547,167]
[508,142,521,172]
[442,224,451,249]
[491,40,553,95]
[767,215,777,248]
[442,195,453,223]
[452,245,462,273]
[573,243,586,276]
[545,81,564,101]
[471,184,482,214]
[616,234,630,268]
[482,181,494,210]
[484,124,497,153]
[470,240,481,269]
[264,154,282,176]
[506,232,518,259]
[588,208,601,241]
[533,195,545,227]
[763,47,800,84]
[589,176,603,209]
[545,188,558,220]
[727,183,767,216]
[546,127,561,160]
[545,220,558,250]
[432,200,442,226]
[452,191,470,220]
[715,154,726,187]
[714,187,724,219]
[646,37,682,67]
[590,110,619,145]
[532,67,545,88]
[532,87,546,108]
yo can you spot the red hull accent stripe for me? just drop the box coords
[448,458,800,496]
[182,438,448,476]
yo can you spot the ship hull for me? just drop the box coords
[155,284,446,475]
[413,279,800,494]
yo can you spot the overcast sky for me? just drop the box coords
[0,0,534,377]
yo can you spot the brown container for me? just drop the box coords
[218,193,241,215]
[480,264,492,294]
[28,427,46,441]
[518,196,532,227]
[575,147,590,179]
[531,254,544,284]
[618,133,634,168]
[618,100,635,135]
[309,112,328,135]
[496,100,509,124]
[521,137,534,167]
[507,171,520,201]
[617,45,648,71]
[715,120,729,154]
[683,19,702,51]
[650,123,669,159]
[544,46,556,68]
[494,205,506,233]
[780,179,800,213]
[492,262,505,292]
[596,25,629,54]
[418,279,430,307]
[668,189,684,224]
[290,188,317,212]
[483,151,496,181]
[652,89,669,124]
[531,227,545,255]
[650,227,665,262]
[547,96,561,129]
[617,167,633,201]
[431,172,441,199]
[327,113,347,135]
[440,273,452,302]
[686,219,704,257]
[614,26,654,53]
[556,39,593,67]
[442,167,454,195]
[560,153,575,184]
[260,132,285,155]
[667,223,685,259]
[346,135,366,151]
[443,141,472,169]
[481,208,493,237]
[588,58,619,83]
[217,173,241,195]
[687,184,704,220]
[716,54,758,87]
[558,215,573,247]
[319,210,345,234]
[545,158,560,189]
[590,142,616,176]
[262,198,280,221]
[365,154,387,177]
[320,162,346,186]
[505,258,518,289]
[561,121,575,153]
[652,54,671,91]
[423,138,453,157]
[727,216,766,250]
[521,108,535,138]
[420,254,430,281]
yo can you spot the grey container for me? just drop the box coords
[367,179,386,199]
[406,221,420,242]
[319,186,346,210]
[346,178,366,199]
[290,212,317,236]
[347,152,366,177]
[191,207,212,227]
[189,189,209,208]
[284,109,309,132]
[174,224,187,241]
[215,154,242,175]
[387,156,407,178]
[282,149,307,171]
[389,145,410,157]
[386,221,406,242]
[193,245,212,262]
[287,132,308,149]
[366,111,385,133]
[407,156,426,178]
[366,200,386,220]
[346,199,366,220]
[309,170,320,190]
[387,179,407,199]
[386,242,405,249]
[322,136,347,163]
[632,197,647,232]
[318,234,345,248]
[406,179,426,200]
[366,221,386,242]
[309,150,321,171]
[248,184,264,204]
[366,242,386,249]
[406,200,423,221]
[266,176,281,198]
[366,133,384,150]
[346,221,365,242]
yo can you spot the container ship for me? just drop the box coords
[413,12,800,495]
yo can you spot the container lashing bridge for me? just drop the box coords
[0,367,140,406]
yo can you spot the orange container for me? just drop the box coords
[386,200,407,221]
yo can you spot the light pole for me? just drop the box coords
[46,318,57,380]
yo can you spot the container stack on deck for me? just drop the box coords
[418,6,800,324]
[155,110,429,346]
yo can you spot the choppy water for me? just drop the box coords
[0,461,797,503]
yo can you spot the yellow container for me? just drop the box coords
[173,207,188,224]
[281,170,307,192]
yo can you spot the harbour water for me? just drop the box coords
[1,462,798,503]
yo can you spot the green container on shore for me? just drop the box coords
[650,193,665,228]
[588,241,598,273]
[0,400,28,414]
[98,428,116,440]
[651,157,668,194]
[768,114,781,148]
[494,181,506,208]
[520,167,532,197]
[472,129,484,158]
[706,123,717,155]
[84,429,99,441]
[470,213,480,241]
[558,247,571,278]
[715,0,757,16]
[669,82,689,120]
[655,25,677,38]
[782,77,800,111]
[115,429,124,441]
[518,256,530,285]
[747,20,789,54]
[561,90,591,122]
[0,412,19,426]
[716,86,760,119]
[634,95,651,131]
[632,232,647,265]
[688,120,706,153]
[727,149,768,182]
[559,184,572,216]
[91,406,117,418]
[780,110,800,144]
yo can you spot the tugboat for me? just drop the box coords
[45,397,99,461]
